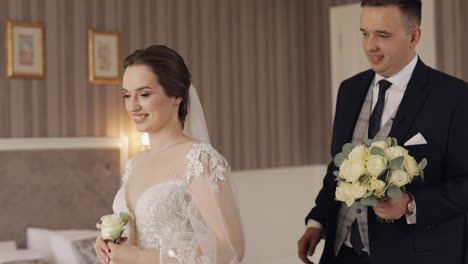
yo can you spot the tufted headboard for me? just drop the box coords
[0,137,128,248]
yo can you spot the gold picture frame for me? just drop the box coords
[88,29,120,84]
[6,19,45,79]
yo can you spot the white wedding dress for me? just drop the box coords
[113,143,244,264]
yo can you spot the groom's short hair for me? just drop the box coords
[361,0,422,28]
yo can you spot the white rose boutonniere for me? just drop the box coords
[96,212,129,243]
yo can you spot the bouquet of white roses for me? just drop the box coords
[96,212,129,244]
[333,137,427,208]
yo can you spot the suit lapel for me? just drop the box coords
[389,59,431,142]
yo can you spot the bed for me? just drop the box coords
[0,137,127,263]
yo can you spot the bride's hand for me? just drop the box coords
[107,240,159,264]
[95,236,111,264]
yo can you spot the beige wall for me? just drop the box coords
[232,165,327,263]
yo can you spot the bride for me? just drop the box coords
[95,45,245,264]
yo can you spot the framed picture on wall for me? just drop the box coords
[88,29,120,84]
[6,19,45,79]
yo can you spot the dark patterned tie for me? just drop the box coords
[350,79,392,253]
[368,79,392,139]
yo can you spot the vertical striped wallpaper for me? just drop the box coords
[0,0,335,170]
[1,0,466,170]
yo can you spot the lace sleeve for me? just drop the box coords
[184,144,245,263]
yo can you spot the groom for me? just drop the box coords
[298,0,468,263]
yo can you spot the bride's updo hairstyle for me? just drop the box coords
[123,45,191,128]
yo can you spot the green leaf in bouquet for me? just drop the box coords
[334,153,346,167]
[333,170,340,178]
[386,137,393,147]
[361,196,377,206]
[363,138,374,147]
[419,169,425,181]
[387,186,403,198]
[370,147,385,157]
[388,156,404,170]
[342,143,354,157]
[386,137,398,147]
[359,174,372,184]
[377,168,389,181]
[418,158,427,170]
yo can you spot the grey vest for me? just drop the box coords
[334,83,399,255]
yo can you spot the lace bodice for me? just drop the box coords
[112,143,243,263]
[113,177,191,249]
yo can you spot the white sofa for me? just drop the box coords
[231,165,327,264]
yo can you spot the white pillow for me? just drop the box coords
[0,241,16,252]
[48,230,99,264]
[27,228,81,263]
[0,249,48,264]
[26,228,98,264]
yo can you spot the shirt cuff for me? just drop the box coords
[306,219,323,229]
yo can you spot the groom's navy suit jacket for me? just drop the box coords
[306,59,468,264]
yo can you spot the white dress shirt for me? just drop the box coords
[371,54,418,127]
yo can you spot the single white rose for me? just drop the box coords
[365,178,387,198]
[336,182,366,207]
[385,146,408,161]
[339,159,350,179]
[97,213,128,242]
[349,182,367,199]
[348,145,369,161]
[389,169,410,188]
[368,178,386,191]
[340,159,366,182]
[366,155,388,177]
[335,183,355,207]
[370,141,388,151]
[373,186,387,198]
[404,154,420,177]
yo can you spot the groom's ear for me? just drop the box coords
[409,26,421,48]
